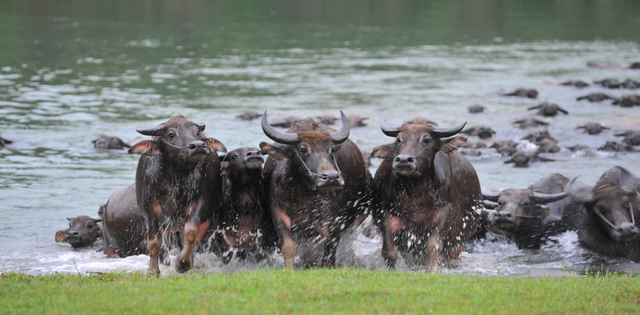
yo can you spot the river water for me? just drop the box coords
[1,0,639,276]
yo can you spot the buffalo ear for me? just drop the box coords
[204,138,227,153]
[371,143,396,160]
[91,138,98,144]
[93,218,102,223]
[55,231,65,243]
[534,205,551,220]
[441,135,467,154]
[128,140,160,156]
[259,142,293,160]
[66,217,72,221]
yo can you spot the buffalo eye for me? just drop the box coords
[69,222,73,228]
[231,154,238,160]
[87,222,94,229]
[196,130,201,137]
[423,137,431,144]
[168,132,176,139]
[300,148,308,154]
[395,138,401,143]
[521,201,531,207]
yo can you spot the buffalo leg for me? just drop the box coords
[320,228,339,268]
[381,215,403,269]
[176,220,198,273]
[425,232,443,273]
[147,218,162,276]
[273,210,295,269]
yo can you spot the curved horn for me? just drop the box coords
[482,192,501,202]
[622,179,640,196]
[530,192,568,204]
[136,124,167,137]
[381,119,402,137]
[329,111,350,144]
[565,176,595,203]
[432,121,467,138]
[261,111,299,144]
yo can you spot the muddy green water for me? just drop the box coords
[1,0,639,276]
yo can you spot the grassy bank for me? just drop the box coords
[1,268,639,314]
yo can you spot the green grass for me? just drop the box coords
[1,269,639,314]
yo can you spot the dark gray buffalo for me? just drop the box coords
[566,166,640,261]
[128,115,226,275]
[0,135,12,148]
[92,135,131,150]
[211,147,276,263]
[99,184,148,258]
[259,111,371,269]
[55,216,102,249]
[483,174,579,249]
[371,120,481,272]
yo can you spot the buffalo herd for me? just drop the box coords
[47,105,640,275]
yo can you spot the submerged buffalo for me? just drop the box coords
[576,123,610,135]
[0,135,12,148]
[576,93,615,102]
[371,120,481,272]
[566,167,640,261]
[468,104,486,113]
[212,147,276,263]
[560,80,589,88]
[615,130,640,146]
[612,94,640,107]
[128,115,226,275]
[512,117,549,129]
[55,216,102,249]
[504,151,555,168]
[461,125,495,139]
[483,174,579,249]
[406,117,438,125]
[100,184,148,258]
[528,102,569,117]
[260,111,371,269]
[501,88,538,98]
[236,111,262,121]
[92,135,131,150]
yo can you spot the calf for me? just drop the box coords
[55,216,102,249]
[100,184,148,258]
[211,147,276,263]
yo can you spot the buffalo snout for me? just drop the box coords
[392,154,417,175]
[244,150,264,169]
[315,170,344,191]
[611,222,640,243]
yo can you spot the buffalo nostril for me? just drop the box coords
[395,157,400,162]
[407,157,414,163]
[67,231,79,236]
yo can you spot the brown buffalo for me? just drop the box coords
[55,216,102,249]
[461,125,495,139]
[504,151,555,167]
[211,147,276,263]
[483,173,579,249]
[128,115,226,275]
[566,166,640,261]
[236,111,262,121]
[100,184,148,258]
[371,120,481,272]
[260,111,371,269]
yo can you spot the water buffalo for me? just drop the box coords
[560,80,589,88]
[594,78,621,89]
[461,126,495,139]
[483,173,579,249]
[99,184,148,258]
[259,111,371,269]
[0,135,12,148]
[631,62,640,69]
[566,167,640,261]
[528,102,569,117]
[612,94,640,107]
[568,144,590,152]
[468,104,486,113]
[317,115,339,125]
[598,141,636,152]
[212,147,276,263]
[370,120,481,272]
[536,138,561,154]
[347,115,369,127]
[512,117,549,129]
[501,88,538,98]
[615,130,640,146]
[128,115,226,275]
[492,140,518,156]
[92,135,131,150]
[236,111,262,121]
[55,216,102,249]
[576,123,610,135]
[406,117,438,125]
[522,130,556,144]
[504,151,555,168]
[576,93,615,102]
[621,79,640,89]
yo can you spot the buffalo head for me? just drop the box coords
[92,135,131,150]
[128,115,226,167]
[260,111,349,191]
[55,216,103,249]
[483,189,567,235]
[370,120,467,178]
[567,173,640,243]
